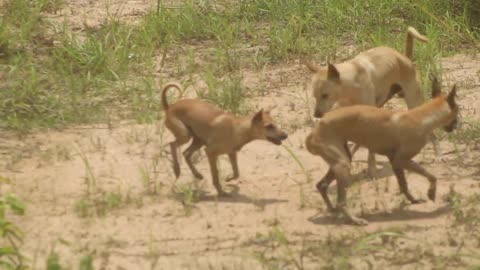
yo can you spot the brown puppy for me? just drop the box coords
[304,27,439,179]
[162,82,288,196]
[305,78,459,225]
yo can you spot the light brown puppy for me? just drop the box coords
[304,27,438,179]
[162,82,288,196]
[305,78,459,225]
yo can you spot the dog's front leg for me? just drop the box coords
[225,152,239,182]
[205,149,228,196]
[389,158,424,204]
[402,160,437,201]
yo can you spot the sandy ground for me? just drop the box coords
[1,1,480,269]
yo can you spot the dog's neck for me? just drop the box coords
[232,117,256,151]
[407,98,451,132]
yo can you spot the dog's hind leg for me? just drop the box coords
[225,152,239,182]
[166,117,192,178]
[403,81,443,161]
[402,79,425,109]
[183,136,204,180]
[402,79,443,160]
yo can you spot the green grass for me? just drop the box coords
[0,0,478,131]
[0,178,27,270]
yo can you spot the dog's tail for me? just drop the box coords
[405,27,428,60]
[161,82,183,111]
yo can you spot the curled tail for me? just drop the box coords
[405,26,428,60]
[161,82,183,111]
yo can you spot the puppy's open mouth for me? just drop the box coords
[267,136,283,145]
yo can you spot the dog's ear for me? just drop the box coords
[431,76,441,98]
[327,63,340,82]
[447,84,457,108]
[252,109,264,124]
[304,60,320,73]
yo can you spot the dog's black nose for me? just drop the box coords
[281,133,288,140]
[314,111,324,118]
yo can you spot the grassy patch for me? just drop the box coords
[448,120,480,146]
[74,189,142,218]
[0,177,27,269]
[0,0,478,130]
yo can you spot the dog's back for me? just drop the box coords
[167,99,226,140]
[315,105,414,155]
[351,46,416,90]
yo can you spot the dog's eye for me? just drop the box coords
[321,94,329,99]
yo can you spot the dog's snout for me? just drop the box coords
[280,132,288,140]
[314,110,324,118]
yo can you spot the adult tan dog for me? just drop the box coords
[162,82,288,196]
[305,78,459,225]
[304,27,438,179]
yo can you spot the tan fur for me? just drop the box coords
[161,82,288,196]
[305,78,459,225]
[304,26,434,179]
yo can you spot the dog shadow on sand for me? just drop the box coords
[308,161,451,225]
[171,183,288,209]
[308,205,451,226]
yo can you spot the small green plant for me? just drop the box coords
[254,225,305,270]
[181,184,196,216]
[0,176,27,270]
[173,182,203,216]
[139,162,163,196]
[74,190,127,218]
[46,252,62,270]
[78,254,94,270]
[444,184,480,227]
[444,184,465,223]
[46,252,95,270]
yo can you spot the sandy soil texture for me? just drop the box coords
[1,1,480,269]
